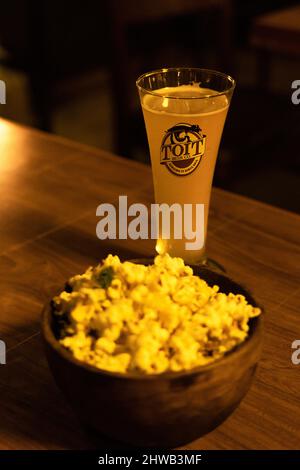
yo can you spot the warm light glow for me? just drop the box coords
[155,238,168,255]
[0,120,13,172]
[0,119,27,184]
[162,97,169,108]
[0,119,9,138]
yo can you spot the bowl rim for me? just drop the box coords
[41,264,263,381]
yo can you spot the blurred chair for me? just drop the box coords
[108,0,234,157]
[250,5,300,90]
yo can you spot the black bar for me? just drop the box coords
[0,451,300,467]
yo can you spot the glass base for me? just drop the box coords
[200,257,226,274]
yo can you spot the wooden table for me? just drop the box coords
[0,118,299,450]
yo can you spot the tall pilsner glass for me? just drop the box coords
[136,68,235,264]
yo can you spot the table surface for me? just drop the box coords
[0,118,299,450]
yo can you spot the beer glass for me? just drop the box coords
[136,68,235,264]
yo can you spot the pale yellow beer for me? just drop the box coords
[137,69,235,263]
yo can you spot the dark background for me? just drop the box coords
[0,0,299,212]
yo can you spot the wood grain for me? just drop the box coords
[0,118,299,449]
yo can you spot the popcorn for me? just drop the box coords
[52,254,261,374]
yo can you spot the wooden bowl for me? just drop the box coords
[41,263,263,448]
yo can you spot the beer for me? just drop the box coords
[137,69,235,264]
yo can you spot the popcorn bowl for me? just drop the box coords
[41,262,263,448]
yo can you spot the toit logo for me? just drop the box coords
[160,123,206,176]
[0,80,6,104]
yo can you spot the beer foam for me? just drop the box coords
[142,85,228,116]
